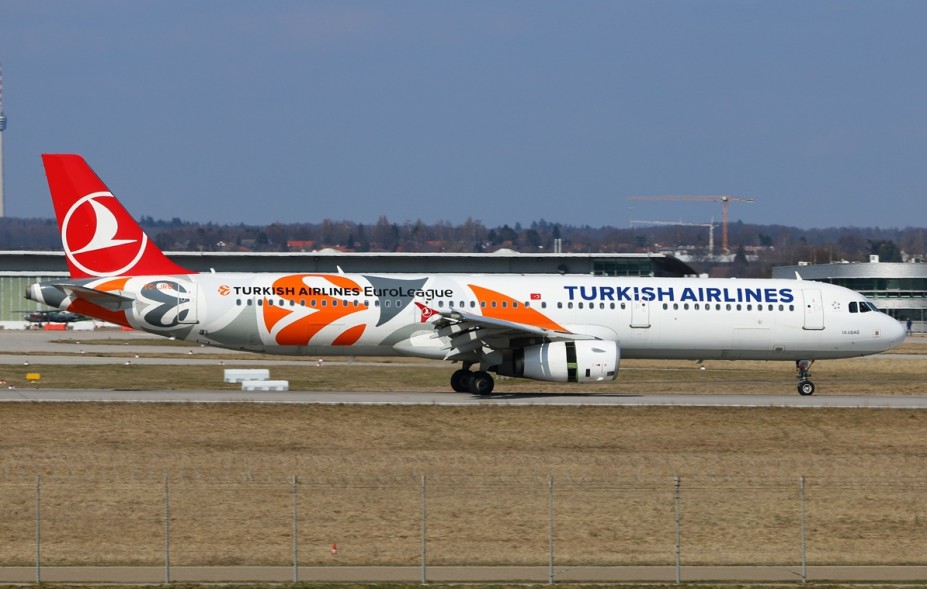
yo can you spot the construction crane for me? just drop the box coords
[630,219,717,254]
[627,195,755,253]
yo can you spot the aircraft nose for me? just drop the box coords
[884,315,907,348]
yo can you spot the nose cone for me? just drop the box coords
[882,315,907,350]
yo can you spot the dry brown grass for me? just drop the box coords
[2,404,927,567]
[1,336,925,568]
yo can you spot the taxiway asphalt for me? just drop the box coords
[1,327,925,408]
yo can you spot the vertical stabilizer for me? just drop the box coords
[42,154,194,278]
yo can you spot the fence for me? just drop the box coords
[2,472,927,584]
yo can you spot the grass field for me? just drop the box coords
[2,403,927,568]
[1,337,926,572]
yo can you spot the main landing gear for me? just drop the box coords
[450,364,495,396]
[796,359,815,396]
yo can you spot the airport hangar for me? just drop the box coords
[0,250,693,323]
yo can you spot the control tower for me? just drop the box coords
[0,63,6,217]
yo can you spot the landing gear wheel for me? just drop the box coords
[468,371,495,396]
[797,380,815,396]
[795,360,815,396]
[450,369,471,393]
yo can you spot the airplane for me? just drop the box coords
[17,309,89,325]
[25,154,906,396]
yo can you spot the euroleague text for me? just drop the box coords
[230,285,454,299]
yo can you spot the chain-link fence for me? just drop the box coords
[2,472,926,583]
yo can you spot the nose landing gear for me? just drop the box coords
[796,360,815,396]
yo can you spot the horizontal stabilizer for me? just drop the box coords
[55,283,134,311]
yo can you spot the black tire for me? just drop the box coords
[797,380,815,396]
[450,369,471,393]
[468,371,495,396]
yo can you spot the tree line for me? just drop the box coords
[1,215,923,278]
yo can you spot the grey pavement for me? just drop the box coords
[5,565,927,584]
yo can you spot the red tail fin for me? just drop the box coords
[42,154,194,278]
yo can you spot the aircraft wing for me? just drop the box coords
[433,308,596,361]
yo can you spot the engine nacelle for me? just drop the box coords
[498,340,619,383]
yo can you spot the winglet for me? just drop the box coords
[42,154,194,278]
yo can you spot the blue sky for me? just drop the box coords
[1,1,925,229]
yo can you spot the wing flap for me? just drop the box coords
[435,309,596,341]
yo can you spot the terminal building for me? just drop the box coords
[0,250,696,323]
[773,256,926,333]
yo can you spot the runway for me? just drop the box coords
[4,388,927,408]
[2,327,926,408]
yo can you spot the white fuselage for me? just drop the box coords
[32,272,905,362]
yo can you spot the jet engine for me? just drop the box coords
[497,340,619,382]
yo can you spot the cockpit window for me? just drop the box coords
[849,301,880,314]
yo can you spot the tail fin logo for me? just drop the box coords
[62,191,148,277]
